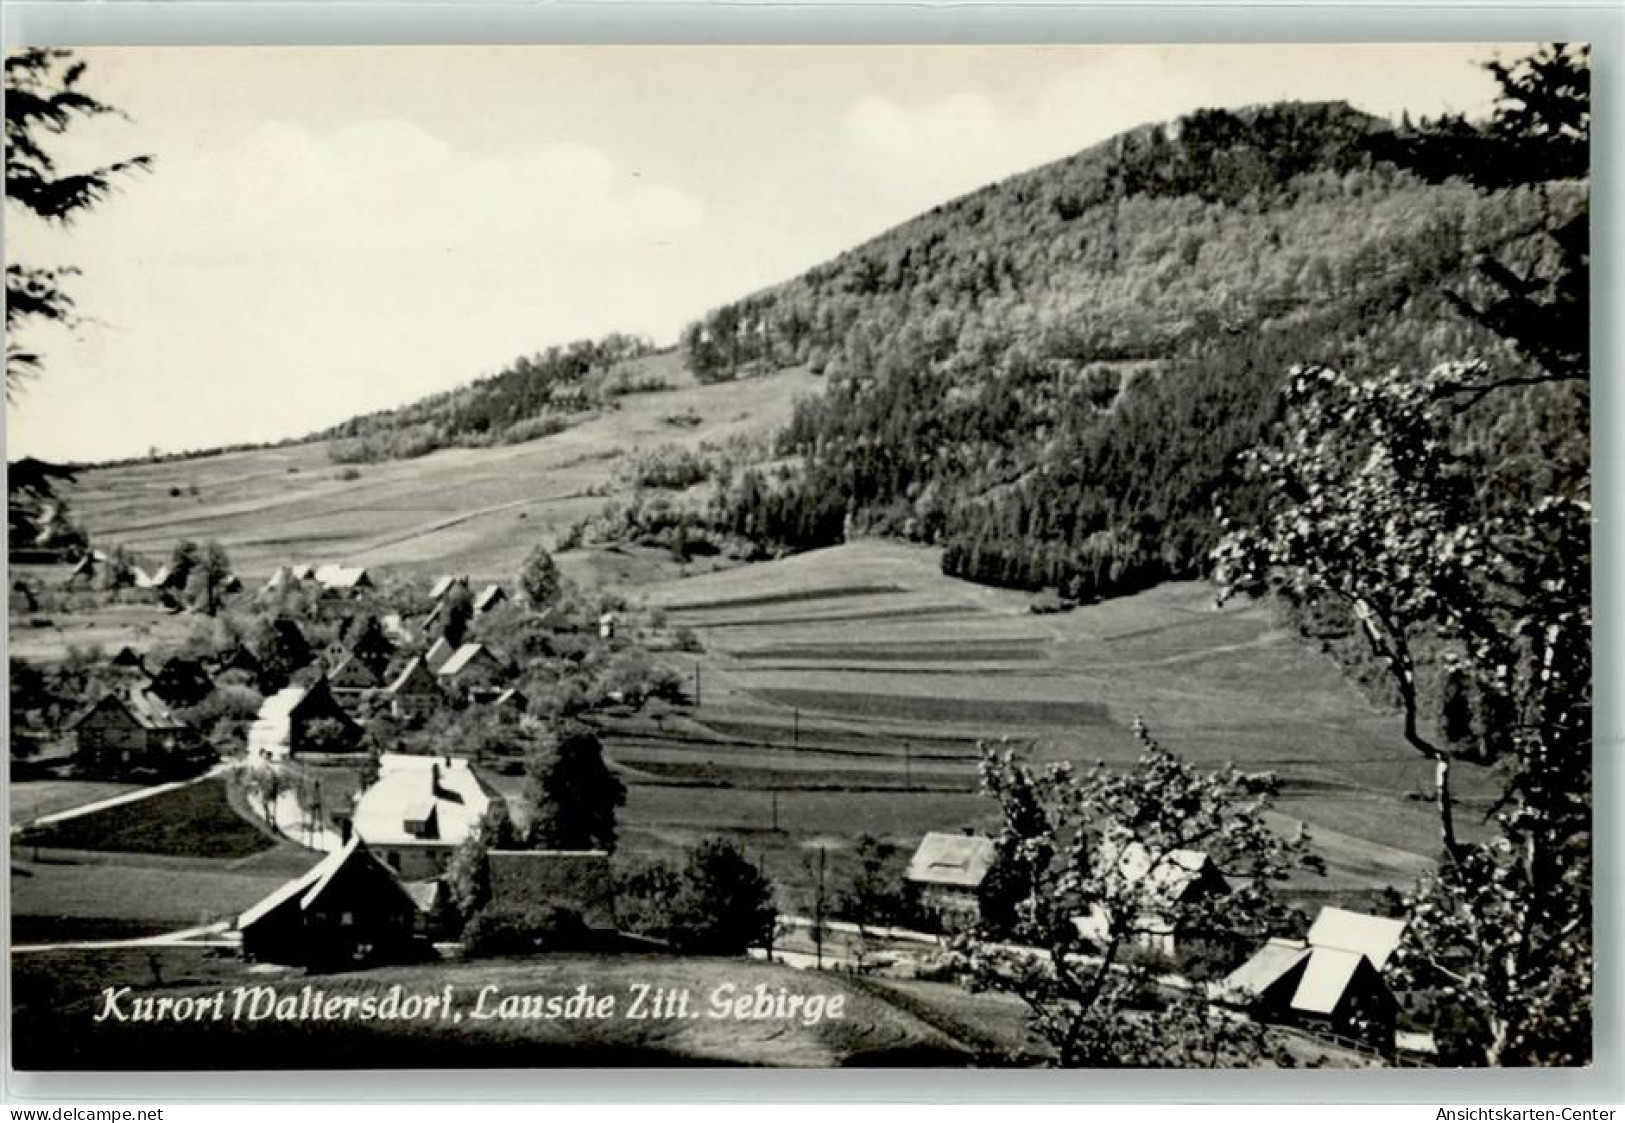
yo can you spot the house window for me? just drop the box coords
[340,911,355,927]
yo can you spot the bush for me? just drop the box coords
[464,906,590,957]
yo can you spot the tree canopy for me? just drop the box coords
[5,48,152,396]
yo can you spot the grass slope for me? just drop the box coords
[62,366,820,584]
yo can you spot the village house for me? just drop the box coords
[435,642,511,702]
[71,689,207,777]
[313,564,373,596]
[904,831,998,927]
[352,753,509,880]
[146,656,216,709]
[487,849,617,939]
[237,835,425,968]
[1220,906,1407,1049]
[1071,836,1230,958]
[247,675,363,760]
[385,656,443,720]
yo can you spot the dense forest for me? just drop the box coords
[681,101,1588,601]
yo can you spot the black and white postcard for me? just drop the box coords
[5,44,1593,1071]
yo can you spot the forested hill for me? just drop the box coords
[682,100,1589,601]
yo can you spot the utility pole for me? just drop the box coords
[693,660,702,708]
[792,707,799,750]
[771,789,779,832]
[814,844,827,971]
[903,742,912,790]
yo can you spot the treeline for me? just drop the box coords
[680,100,1587,600]
[321,334,660,464]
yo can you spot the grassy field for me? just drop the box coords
[12,951,972,1069]
[61,364,822,585]
[9,779,140,825]
[606,539,1488,901]
[19,777,278,859]
[11,773,320,944]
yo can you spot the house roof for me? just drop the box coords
[488,849,616,930]
[1307,907,1407,970]
[1222,909,1407,1017]
[238,836,419,929]
[387,656,441,697]
[905,832,998,889]
[428,574,467,600]
[110,646,148,670]
[473,584,506,612]
[1292,946,1367,1016]
[437,642,504,679]
[424,637,455,672]
[1221,937,1311,1001]
[1106,838,1224,903]
[329,653,383,688]
[352,753,503,850]
[492,687,527,708]
[313,564,371,590]
[73,689,189,733]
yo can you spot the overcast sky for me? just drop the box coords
[6,44,1526,462]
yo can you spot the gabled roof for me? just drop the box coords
[313,564,372,590]
[473,584,506,612]
[1221,937,1310,999]
[110,646,148,671]
[72,689,190,733]
[329,653,383,689]
[492,687,528,709]
[353,753,503,849]
[387,655,441,698]
[238,836,418,929]
[424,636,455,672]
[1292,946,1368,1016]
[1104,838,1226,905]
[905,832,998,890]
[1307,907,1407,970]
[489,849,615,930]
[428,574,468,600]
[1221,908,1408,1017]
[437,642,506,679]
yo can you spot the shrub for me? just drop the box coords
[464,905,590,957]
